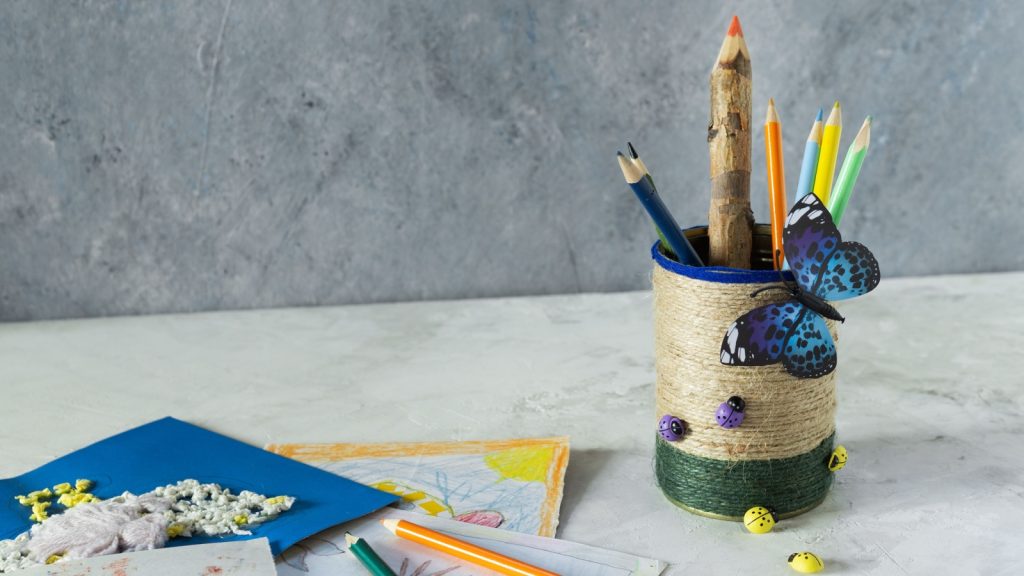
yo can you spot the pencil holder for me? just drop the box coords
[653,224,837,520]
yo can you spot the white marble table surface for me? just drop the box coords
[1,272,1021,575]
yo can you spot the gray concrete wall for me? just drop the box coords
[0,1,1018,320]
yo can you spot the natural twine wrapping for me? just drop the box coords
[651,228,838,519]
[653,264,838,461]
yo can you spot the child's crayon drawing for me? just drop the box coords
[267,438,570,537]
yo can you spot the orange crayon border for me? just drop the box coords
[267,437,570,538]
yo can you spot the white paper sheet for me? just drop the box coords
[277,509,665,576]
[19,538,276,576]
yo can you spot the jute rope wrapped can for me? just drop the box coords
[653,225,837,520]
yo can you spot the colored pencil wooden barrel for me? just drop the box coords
[651,224,837,519]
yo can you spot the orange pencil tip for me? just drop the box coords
[728,15,743,37]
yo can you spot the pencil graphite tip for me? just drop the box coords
[766,99,779,123]
[617,152,644,184]
[825,102,842,126]
[728,15,743,37]
[627,142,639,159]
[854,116,872,149]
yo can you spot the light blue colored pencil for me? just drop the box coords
[784,109,823,270]
[796,108,824,201]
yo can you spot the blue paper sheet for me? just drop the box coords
[0,417,397,555]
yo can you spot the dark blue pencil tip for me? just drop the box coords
[816,108,823,122]
[627,142,639,159]
[616,151,626,159]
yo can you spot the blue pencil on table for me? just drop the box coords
[784,108,823,270]
[617,148,703,266]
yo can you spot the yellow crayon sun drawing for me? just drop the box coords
[484,446,555,483]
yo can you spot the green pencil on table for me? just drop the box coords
[346,532,397,576]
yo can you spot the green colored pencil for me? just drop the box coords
[346,532,397,576]
[828,117,871,226]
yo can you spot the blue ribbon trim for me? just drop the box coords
[651,239,795,285]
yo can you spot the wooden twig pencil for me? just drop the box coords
[707,15,754,268]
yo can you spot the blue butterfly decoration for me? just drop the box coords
[720,193,881,378]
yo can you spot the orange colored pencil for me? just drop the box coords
[381,519,557,576]
[765,98,786,269]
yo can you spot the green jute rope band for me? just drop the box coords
[655,433,836,519]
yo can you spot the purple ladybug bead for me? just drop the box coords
[716,396,746,429]
[659,415,686,441]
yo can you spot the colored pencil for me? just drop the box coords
[707,15,753,268]
[346,532,398,576]
[828,116,872,226]
[627,142,673,258]
[812,101,842,204]
[765,99,786,270]
[381,518,558,576]
[796,108,823,201]
[617,151,704,266]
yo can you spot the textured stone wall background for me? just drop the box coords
[0,1,1017,320]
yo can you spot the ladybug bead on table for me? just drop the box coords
[716,395,746,429]
[743,505,776,534]
[658,415,685,441]
[827,445,848,472]
[788,551,824,573]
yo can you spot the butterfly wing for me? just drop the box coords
[721,302,803,366]
[783,194,841,293]
[814,241,881,301]
[782,309,837,378]
[784,193,881,301]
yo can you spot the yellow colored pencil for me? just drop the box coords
[812,101,842,205]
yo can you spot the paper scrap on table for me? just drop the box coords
[0,418,398,555]
[266,437,570,537]
[276,508,666,576]
[18,538,276,575]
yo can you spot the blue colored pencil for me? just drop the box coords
[796,109,824,201]
[627,143,673,257]
[784,109,823,270]
[617,151,703,266]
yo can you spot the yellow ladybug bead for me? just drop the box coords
[788,551,824,573]
[828,445,848,472]
[743,506,776,534]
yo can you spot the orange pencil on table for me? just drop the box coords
[381,518,558,576]
[765,98,786,269]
